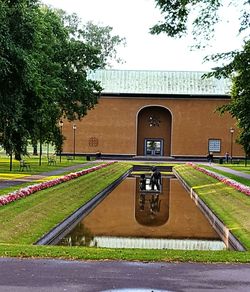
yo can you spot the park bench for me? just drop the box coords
[48,156,56,166]
[19,160,31,171]
[67,156,73,162]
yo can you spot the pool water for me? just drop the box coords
[58,176,226,250]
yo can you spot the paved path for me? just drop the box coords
[1,161,249,191]
[0,258,250,292]
[201,163,250,180]
[0,161,97,190]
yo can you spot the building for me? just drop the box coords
[62,69,243,159]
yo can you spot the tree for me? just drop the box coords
[80,21,126,67]
[151,0,250,156]
[0,0,40,167]
[0,1,126,166]
[151,0,249,47]
[208,41,250,157]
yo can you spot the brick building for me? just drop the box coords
[62,69,243,159]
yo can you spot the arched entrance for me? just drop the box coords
[137,106,172,156]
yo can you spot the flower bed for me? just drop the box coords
[187,162,250,196]
[0,161,117,207]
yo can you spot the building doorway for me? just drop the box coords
[144,139,163,156]
[137,106,172,156]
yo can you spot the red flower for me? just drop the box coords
[0,161,117,207]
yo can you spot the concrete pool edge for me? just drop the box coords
[173,169,246,251]
[35,168,132,245]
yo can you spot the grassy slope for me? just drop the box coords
[202,165,250,187]
[0,163,101,197]
[0,156,87,174]
[1,162,250,263]
[174,164,250,250]
[0,162,131,244]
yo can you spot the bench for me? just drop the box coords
[19,160,31,171]
[67,156,73,162]
[96,152,101,159]
[232,159,240,164]
[48,156,56,166]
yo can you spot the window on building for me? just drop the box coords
[208,139,221,153]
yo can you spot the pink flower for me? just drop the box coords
[187,163,250,197]
[0,161,117,207]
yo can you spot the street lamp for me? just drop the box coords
[59,120,63,162]
[73,124,76,159]
[230,127,235,162]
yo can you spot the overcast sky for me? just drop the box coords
[41,0,243,72]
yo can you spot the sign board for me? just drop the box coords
[208,139,221,152]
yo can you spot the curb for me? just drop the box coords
[35,168,132,245]
[173,169,246,251]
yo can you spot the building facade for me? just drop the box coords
[62,69,244,158]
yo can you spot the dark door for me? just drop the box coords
[144,139,163,156]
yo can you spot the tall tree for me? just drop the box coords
[151,0,249,47]
[80,21,126,67]
[151,0,250,155]
[0,0,39,164]
[208,41,250,157]
[0,1,126,164]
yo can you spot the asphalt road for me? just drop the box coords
[1,258,250,292]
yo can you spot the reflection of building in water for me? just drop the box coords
[139,193,145,210]
[57,177,221,247]
[135,176,170,226]
[139,174,146,191]
[59,222,96,247]
[150,194,160,214]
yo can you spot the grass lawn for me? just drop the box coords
[174,164,250,250]
[202,165,250,187]
[1,161,250,263]
[1,243,250,263]
[0,155,89,174]
[0,155,101,197]
[220,164,250,175]
[0,162,132,244]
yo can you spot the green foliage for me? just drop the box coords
[206,41,250,156]
[80,21,126,67]
[0,0,40,159]
[152,0,250,156]
[0,1,125,161]
[151,0,222,45]
[151,1,248,47]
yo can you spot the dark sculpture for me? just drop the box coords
[139,174,146,190]
[150,166,161,191]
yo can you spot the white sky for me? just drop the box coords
[41,0,244,71]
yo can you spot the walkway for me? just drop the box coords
[202,163,250,180]
[1,257,250,291]
[0,161,97,190]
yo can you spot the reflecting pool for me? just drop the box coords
[58,176,226,250]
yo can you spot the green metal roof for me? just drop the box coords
[88,69,231,96]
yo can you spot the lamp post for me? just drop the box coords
[59,120,63,162]
[230,127,235,163]
[73,124,76,159]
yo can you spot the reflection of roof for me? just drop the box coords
[88,69,231,96]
